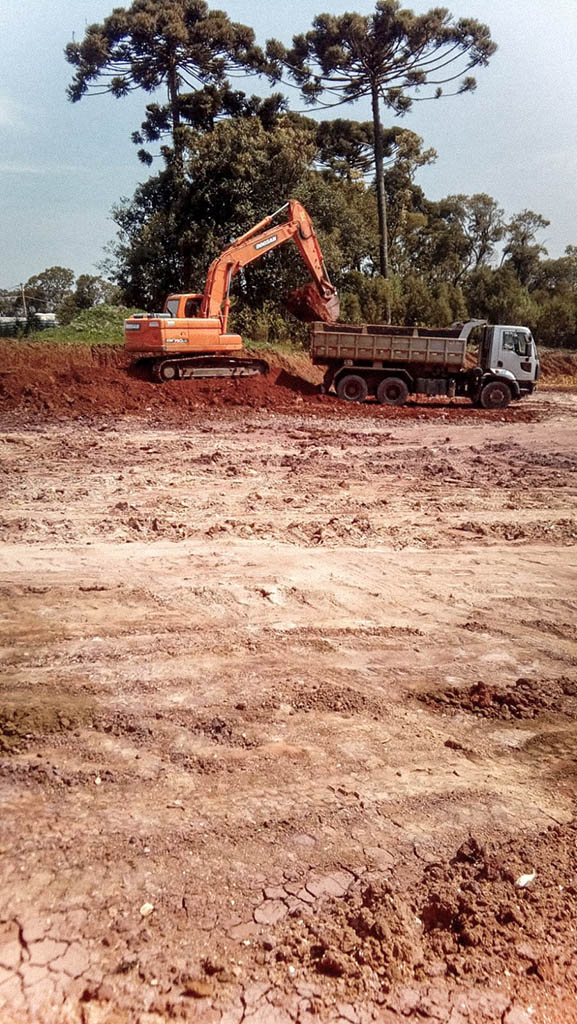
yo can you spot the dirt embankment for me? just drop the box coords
[2,339,573,423]
[539,350,577,388]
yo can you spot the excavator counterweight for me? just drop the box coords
[125,200,339,382]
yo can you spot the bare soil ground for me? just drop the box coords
[1,344,577,1024]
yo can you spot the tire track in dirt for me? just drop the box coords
[1,398,577,1022]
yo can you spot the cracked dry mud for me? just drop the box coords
[1,377,577,1024]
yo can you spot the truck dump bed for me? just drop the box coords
[311,322,468,371]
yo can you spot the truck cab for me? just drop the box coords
[477,324,539,396]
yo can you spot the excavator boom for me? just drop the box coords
[201,200,340,326]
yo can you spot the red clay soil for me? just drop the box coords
[267,822,577,1021]
[420,675,577,720]
[284,282,339,323]
[0,340,550,424]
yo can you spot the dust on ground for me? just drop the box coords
[1,343,577,1023]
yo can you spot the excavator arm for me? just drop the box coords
[200,200,340,328]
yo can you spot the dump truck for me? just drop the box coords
[311,319,540,409]
[124,200,339,382]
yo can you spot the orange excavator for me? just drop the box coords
[124,200,339,381]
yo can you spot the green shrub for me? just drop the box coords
[29,305,140,345]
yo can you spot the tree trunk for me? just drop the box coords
[371,81,391,322]
[167,60,183,178]
[167,59,192,286]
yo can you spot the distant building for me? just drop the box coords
[0,313,58,330]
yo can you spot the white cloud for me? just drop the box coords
[0,162,44,175]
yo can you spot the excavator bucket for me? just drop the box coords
[284,283,340,324]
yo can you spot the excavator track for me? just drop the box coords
[151,355,269,383]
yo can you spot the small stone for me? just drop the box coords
[306,872,353,899]
[515,872,536,889]
[229,921,258,941]
[139,903,154,917]
[264,886,286,900]
[295,888,315,904]
[503,1008,533,1024]
[183,979,213,998]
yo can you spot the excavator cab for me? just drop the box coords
[183,295,203,318]
[162,294,204,318]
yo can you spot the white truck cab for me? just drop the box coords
[477,324,539,396]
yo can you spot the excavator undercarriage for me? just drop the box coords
[151,354,270,382]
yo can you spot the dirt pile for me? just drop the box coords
[269,823,577,1010]
[539,350,577,387]
[420,676,577,720]
[0,341,319,420]
[0,340,545,423]
[290,680,386,716]
[0,694,92,753]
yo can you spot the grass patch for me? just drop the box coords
[244,336,307,354]
[27,305,138,346]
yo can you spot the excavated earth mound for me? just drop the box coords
[0,339,563,423]
[266,823,577,1017]
[420,676,577,720]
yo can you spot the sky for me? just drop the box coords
[1,0,576,288]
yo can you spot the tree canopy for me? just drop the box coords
[65,0,265,168]
[266,1,496,288]
[24,267,75,313]
[59,1,575,347]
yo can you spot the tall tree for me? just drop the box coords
[266,1,496,290]
[502,210,550,286]
[65,0,264,171]
[106,111,382,319]
[24,267,75,313]
[534,246,577,296]
[316,119,435,185]
[108,114,319,308]
[57,275,120,324]
[400,193,505,284]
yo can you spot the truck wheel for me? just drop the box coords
[336,374,369,403]
[377,377,409,406]
[478,380,512,410]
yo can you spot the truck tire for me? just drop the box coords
[478,380,512,410]
[377,377,409,406]
[336,374,369,403]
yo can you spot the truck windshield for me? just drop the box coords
[165,299,179,317]
[503,330,530,356]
